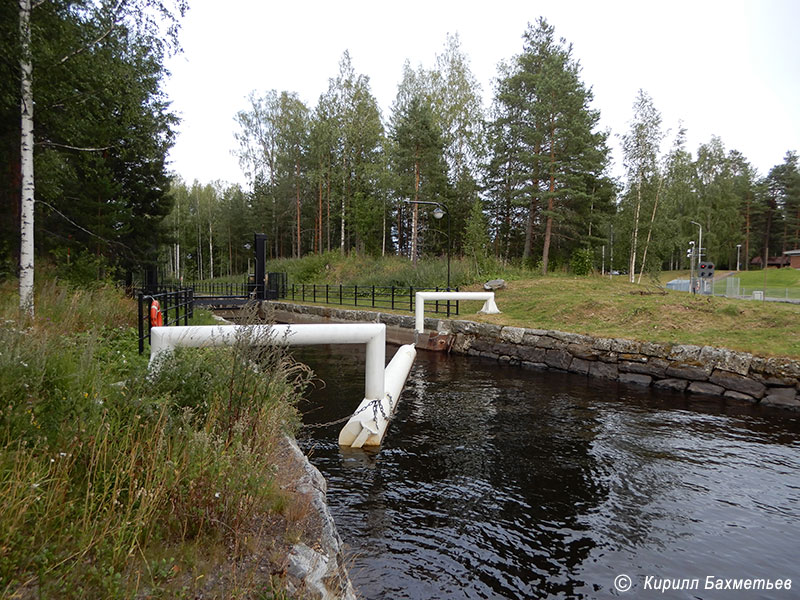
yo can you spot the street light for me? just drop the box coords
[736,244,742,271]
[690,220,703,294]
[405,199,451,290]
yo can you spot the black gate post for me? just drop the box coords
[254,233,267,300]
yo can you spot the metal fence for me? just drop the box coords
[137,289,194,354]
[287,284,461,317]
[714,277,800,303]
[666,277,800,304]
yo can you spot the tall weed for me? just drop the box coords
[0,279,308,598]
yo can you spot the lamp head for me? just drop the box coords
[433,207,445,220]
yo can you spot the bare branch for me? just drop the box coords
[37,140,114,152]
[55,1,125,67]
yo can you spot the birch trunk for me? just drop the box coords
[19,0,34,316]
[629,172,643,284]
[208,221,213,279]
[637,173,664,284]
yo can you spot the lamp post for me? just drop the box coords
[736,244,742,271]
[405,200,451,290]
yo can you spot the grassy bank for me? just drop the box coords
[257,255,800,358]
[465,275,800,358]
[0,279,311,598]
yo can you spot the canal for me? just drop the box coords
[293,344,800,599]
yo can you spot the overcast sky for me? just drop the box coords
[163,0,799,188]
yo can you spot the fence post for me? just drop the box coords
[138,293,144,354]
[409,286,413,312]
[326,284,329,305]
[339,284,343,305]
[313,284,316,303]
[354,285,358,307]
[372,285,375,308]
[391,286,395,311]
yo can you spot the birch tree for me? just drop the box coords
[18,0,34,315]
[621,90,663,283]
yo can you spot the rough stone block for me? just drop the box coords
[618,358,669,377]
[545,348,573,371]
[492,342,522,359]
[723,390,757,403]
[687,381,725,396]
[709,370,766,399]
[760,387,800,410]
[668,344,703,362]
[619,373,652,387]
[592,337,614,352]
[611,338,642,354]
[598,352,619,364]
[619,353,648,363]
[521,361,548,371]
[698,346,753,376]
[569,357,592,375]
[449,319,480,335]
[567,343,600,361]
[665,362,712,381]
[549,330,594,345]
[535,336,565,350]
[500,326,526,344]
[451,334,472,354]
[517,345,547,363]
[589,361,619,380]
[476,323,503,339]
[641,341,671,358]
[521,331,542,345]
[653,378,689,392]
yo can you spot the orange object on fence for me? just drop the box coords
[150,300,163,327]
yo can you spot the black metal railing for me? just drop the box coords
[287,284,460,317]
[137,289,194,354]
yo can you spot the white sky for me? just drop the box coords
[164,0,799,188]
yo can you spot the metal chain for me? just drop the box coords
[301,393,393,431]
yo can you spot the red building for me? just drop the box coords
[784,249,800,269]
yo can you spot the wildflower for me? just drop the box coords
[214,492,221,499]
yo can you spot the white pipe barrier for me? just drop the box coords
[148,324,415,448]
[338,343,416,448]
[414,291,500,334]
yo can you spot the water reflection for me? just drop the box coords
[294,346,800,599]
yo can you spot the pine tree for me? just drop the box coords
[491,18,609,273]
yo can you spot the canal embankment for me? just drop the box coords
[268,301,800,411]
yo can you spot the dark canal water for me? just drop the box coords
[293,345,800,599]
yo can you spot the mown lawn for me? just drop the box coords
[457,274,800,358]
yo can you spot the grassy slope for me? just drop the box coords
[253,255,800,358]
[459,275,800,358]
[0,279,310,598]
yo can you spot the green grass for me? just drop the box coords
[0,278,312,598]
[269,259,800,358]
[734,267,800,288]
[463,274,800,358]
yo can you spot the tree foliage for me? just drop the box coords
[0,0,186,290]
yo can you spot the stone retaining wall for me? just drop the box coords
[269,301,800,411]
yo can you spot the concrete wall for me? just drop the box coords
[269,301,800,411]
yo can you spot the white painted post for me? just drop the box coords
[414,291,500,334]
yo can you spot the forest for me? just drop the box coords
[2,5,799,291]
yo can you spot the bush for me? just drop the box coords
[570,248,594,276]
